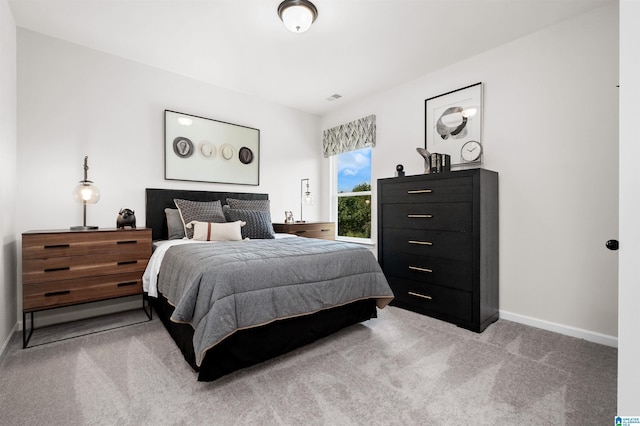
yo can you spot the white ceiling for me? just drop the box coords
[9,0,611,116]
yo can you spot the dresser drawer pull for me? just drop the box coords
[117,281,138,287]
[117,260,138,266]
[295,230,307,234]
[409,240,433,246]
[407,189,432,194]
[409,266,433,273]
[44,244,70,249]
[408,291,432,300]
[408,214,433,219]
[117,240,138,245]
[44,266,70,273]
[321,229,331,232]
[44,290,70,297]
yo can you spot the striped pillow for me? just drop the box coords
[187,220,245,241]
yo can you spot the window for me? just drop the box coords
[336,147,372,241]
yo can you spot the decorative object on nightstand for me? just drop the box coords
[117,208,137,229]
[297,178,314,223]
[395,164,405,177]
[277,0,318,33]
[21,228,152,348]
[284,211,294,224]
[273,222,335,240]
[71,156,100,230]
[377,168,499,332]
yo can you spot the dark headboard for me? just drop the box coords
[145,188,269,241]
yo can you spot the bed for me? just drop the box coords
[144,188,393,381]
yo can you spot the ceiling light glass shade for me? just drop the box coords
[72,181,100,204]
[278,0,318,33]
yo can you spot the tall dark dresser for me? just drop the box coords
[377,169,498,332]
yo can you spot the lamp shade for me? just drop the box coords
[70,156,100,230]
[72,182,100,204]
[303,192,314,205]
[278,0,317,33]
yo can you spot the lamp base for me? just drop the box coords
[70,225,99,231]
[295,220,307,223]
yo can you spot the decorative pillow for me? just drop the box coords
[226,198,270,211]
[164,208,185,240]
[173,199,226,239]
[224,209,275,239]
[186,220,246,241]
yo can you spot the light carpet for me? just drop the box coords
[0,306,616,425]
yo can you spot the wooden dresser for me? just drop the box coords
[22,228,152,347]
[377,169,498,332]
[272,222,335,240]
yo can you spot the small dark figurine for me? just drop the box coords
[117,208,136,229]
[395,164,405,177]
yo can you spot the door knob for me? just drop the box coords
[606,239,619,250]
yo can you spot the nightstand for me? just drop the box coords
[21,228,152,348]
[272,222,336,240]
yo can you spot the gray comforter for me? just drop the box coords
[157,237,394,366]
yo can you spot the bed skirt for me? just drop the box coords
[151,292,378,381]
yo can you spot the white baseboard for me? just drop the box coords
[499,310,618,348]
[0,322,18,358]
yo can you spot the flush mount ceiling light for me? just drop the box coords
[278,0,318,33]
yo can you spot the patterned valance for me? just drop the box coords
[322,114,376,157]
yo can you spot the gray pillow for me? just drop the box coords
[164,208,185,240]
[174,199,226,239]
[224,209,275,239]
[226,198,270,211]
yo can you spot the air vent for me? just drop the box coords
[326,94,342,102]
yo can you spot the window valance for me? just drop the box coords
[322,114,376,157]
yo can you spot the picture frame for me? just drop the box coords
[164,110,260,185]
[425,82,483,167]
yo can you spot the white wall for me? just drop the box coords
[618,0,640,414]
[0,0,17,353]
[16,29,323,325]
[321,4,619,341]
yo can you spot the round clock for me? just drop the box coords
[460,140,482,162]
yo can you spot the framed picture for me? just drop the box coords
[164,110,260,185]
[425,82,483,167]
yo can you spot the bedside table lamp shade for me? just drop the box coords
[71,156,100,230]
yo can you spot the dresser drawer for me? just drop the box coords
[381,202,472,232]
[23,271,144,311]
[22,254,149,284]
[23,231,151,260]
[387,276,472,322]
[380,176,473,204]
[382,251,472,292]
[381,228,472,261]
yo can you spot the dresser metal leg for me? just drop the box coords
[142,294,153,320]
[23,311,34,349]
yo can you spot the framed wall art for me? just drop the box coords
[425,82,483,167]
[164,110,260,185]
